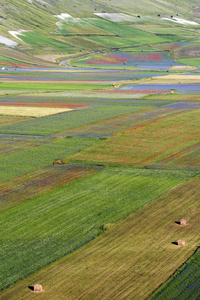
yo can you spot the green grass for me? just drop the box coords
[70,109,200,166]
[142,94,200,101]
[59,36,108,51]
[59,18,111,35]
[0,167,193,290]
[0,104,150,136]
[84,36,139,48]
[0,137,97,183]
[86,32,172,49]
[16,31,73,50]
[0,55,32,67]
[175,58,200,67]
[150,248,200,299]
[141,27,198,35]
[0,82,111,91]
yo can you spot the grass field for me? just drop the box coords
[0,82,112,92]
[1,173,199,299]
[150,247,200,299]
[70,109,200,166]
[0,163,102,213]
[0,104,152,136]
[1,3,200,297]
[0,136,97,182]
[0,167,193,291]
[60,101,200,138]
[150,142,200,170]
[0,55,33,67]
[143,94,200,101]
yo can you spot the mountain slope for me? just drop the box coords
[0,0,199,34]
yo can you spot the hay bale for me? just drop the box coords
[34,284,42,292]
[53,159,62,165]
[178,239,185,246]
[180,219,186,226]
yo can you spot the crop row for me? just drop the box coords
[1,171,199,298]
[70,109,200,166]
[60,101,200,138]
[151,247,200,299]
[150,142,200,170]
[0,167,192,291]
[0,163,101,212]
[0,101,88,108]
[0,134,54,157]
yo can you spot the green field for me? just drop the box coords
[1,173,199,299]
[0,55,33,67]
[0,0,200,298]
[150,248,200,299]
[0,82,112,91]
[0,167,193,291]
[0,137,97,182]
[0,104,152,136]
[70,109,200,166]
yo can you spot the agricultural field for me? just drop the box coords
[0,105,73,117]
[0,1,200,299]
[150,247,200,299]
[0,137,97,182]
[0,115,31,125]
[1,173,199,299]
[73,51,178,70]
[150,142,200,170]
[0,167,194,291]
[70,108,200,166]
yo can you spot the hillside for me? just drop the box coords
[0,0,200,299]
[0,0,199,36]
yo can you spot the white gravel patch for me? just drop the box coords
[94,13,136,22]
[0,35,18,47]
[162,17,199,25]
[54,13,73,20]
[9,30,30,41]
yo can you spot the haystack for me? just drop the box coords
[180,219,186,226]
[53,159,62,165]
[34,284,43,292]
[178,239,185,246]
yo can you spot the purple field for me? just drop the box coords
[78,51,181,69]
[0,134,54,157]
[119,84,200,94]
[58,101,200,138]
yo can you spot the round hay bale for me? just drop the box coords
[178,239,185,246]
[180,219,186,226]
[34,284,42,292]
[53,160,62,165]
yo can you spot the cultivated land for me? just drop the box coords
[0,0,200,299]
[1,174,199,299]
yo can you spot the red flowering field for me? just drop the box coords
[70,109,200,166]
[60,101,200,138]
[150,142,200,170]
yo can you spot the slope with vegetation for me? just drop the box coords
[0,0,200,299]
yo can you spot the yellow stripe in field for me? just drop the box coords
[0,106,74,117]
